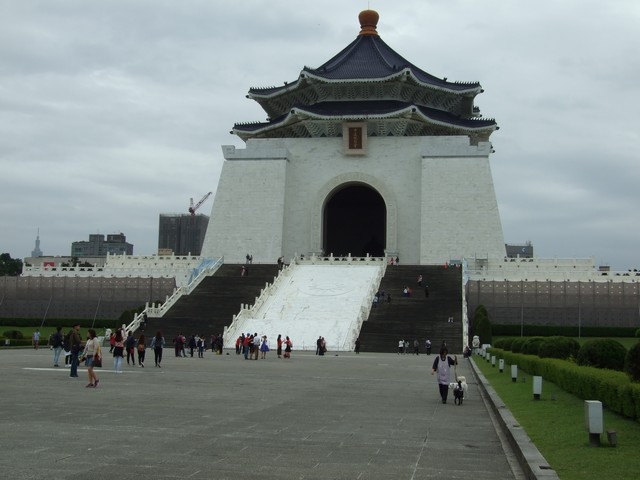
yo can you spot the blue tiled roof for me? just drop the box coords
[233,100,496,133]
[250,35,479,96]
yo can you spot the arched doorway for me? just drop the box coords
[323,184,386,257]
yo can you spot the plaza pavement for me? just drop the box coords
[0,347,554,479]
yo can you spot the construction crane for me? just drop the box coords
[188,192,212,215]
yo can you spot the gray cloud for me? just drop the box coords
[1,0,639,270]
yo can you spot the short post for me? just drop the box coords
[511,365,517,382]
[491,355,496,367]
[532,376,542,400]
[485,351,491,362]
[499,358,504,373]
[584,400,603,447]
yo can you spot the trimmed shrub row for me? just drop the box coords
[486,348,640,421]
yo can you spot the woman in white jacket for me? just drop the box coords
[83,329,101,388]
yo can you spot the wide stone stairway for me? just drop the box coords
[358,265,464,353]
[145,264,280,340]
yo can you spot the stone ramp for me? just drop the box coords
[225,263,383,351]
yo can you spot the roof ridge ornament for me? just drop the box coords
[358,9,379,36]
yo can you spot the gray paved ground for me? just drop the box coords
[0,347,525,480]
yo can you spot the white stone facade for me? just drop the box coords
[201,135,505,265]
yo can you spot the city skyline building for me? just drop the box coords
[158,213,209,256]
[31,229,43,257]
[71,233,133,257]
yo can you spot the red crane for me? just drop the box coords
[188,192,212,215]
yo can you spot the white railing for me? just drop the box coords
[465,256,640,282]
[126,257,223,333]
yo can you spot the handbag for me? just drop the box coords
[93,352,102,368]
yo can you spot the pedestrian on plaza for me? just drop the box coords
[319,337,326,356]
[137,333,146,367]
[125,331,136,366]
[68,323,82,378]
[260,335,269,359]
[112,329,125,373]
[354,337,361,354]
[398,339,404,354]
[195,336,203,358]
[252,333,260,360]
[32,329,41,349]
[51,326,64,367]
[188,334,197,357]
[150,331,165,367]
[431,346,457,404]
[425,338,432,355]
[277,334,283,358]
[413,339,420,355]
[284,336,292,359]
[109,332,116,353]
[82,329,101,388]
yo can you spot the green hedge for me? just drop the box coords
[492,324,637,337]
[486,348,640,421]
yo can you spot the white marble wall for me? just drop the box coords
[201,135,506,265]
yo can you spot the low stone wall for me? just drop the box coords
[0,276,176,320]
[467,279,640,327]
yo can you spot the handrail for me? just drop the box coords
[126,257,223,333]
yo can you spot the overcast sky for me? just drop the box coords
[1,1,639,270]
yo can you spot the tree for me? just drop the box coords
[0,253,23,276]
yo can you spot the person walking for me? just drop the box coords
[354,337,361,354]
[276,334,283,358]
[68,323,82,378]
[82,329,101,388]
[260,335,269,359]
[150,331,165,367]
[431,346,457,404]
[108,332,116,353]
[137,333,146,367]
[125,331,136,366]
[32,329,41,349]
[112,329,125,373]
[51,326,64,367]
[283,336,292,359]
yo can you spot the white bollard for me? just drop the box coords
[511,365,518,382]
[499,358,504,373]
[533,376,542,400]
[491,355,496,367]
[585,400,603,447]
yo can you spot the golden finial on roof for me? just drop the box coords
[358,9,379,36]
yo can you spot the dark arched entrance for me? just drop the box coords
[323,184,386,257]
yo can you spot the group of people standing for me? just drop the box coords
[235,333,293,359]
[397,338,432,355]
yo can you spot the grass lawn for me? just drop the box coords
[474,355,640,480]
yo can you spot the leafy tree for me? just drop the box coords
[0,253,23,276]
[576,339,627,371]
[625,342,640,382]
[473,304,492,344]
